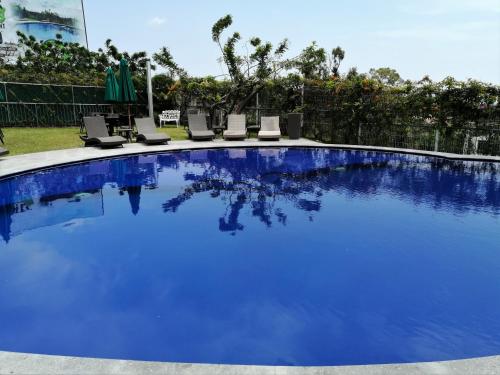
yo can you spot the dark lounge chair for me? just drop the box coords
[81,116,127,148]
[135,118,170,145]
[258,116,281,140]
[223,114,247,140]
[0,147,8,156]
[188,114,215,141]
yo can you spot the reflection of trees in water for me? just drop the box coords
[163,149,500,234]
[0,149,499,241]
[162,171,321,233]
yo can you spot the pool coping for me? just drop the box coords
[1,351,499,375]
[1,138,500,180]
[1,138,500,374]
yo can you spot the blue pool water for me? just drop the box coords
[0,148,499,366]
[16,22,83,44]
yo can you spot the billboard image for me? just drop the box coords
[0,0,87,59]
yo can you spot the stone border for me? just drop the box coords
[1,351,499,375]
[1,139,500,374]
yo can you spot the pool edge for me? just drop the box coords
[1,351,499,375]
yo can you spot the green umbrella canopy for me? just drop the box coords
[117,59,137,103]
[0,84,5,102]
[104,67,119,103]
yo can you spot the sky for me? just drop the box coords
[84,0,500,83]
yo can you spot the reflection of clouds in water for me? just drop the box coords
[0,238,83,309]
[0,148,499,364]
[60,218,96,233]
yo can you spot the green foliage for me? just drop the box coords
[294,42,327,80]
[369,67,403,86]
[153,47,185,79]
[0,15,497,140]
[209,14,290,116]
[293,43,345,80]
[330,47,345,77]
[303,75,500,147]
[0,33,152,85]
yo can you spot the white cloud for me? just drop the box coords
[148,17,166,27]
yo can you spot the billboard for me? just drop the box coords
[0,0,87,59]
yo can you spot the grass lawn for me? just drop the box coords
[1,127,190,156]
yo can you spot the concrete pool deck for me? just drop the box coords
[1,138,500,374]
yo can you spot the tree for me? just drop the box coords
[153,47,186,79]
[210,14,289,116]
[99,39,152,75]
[294,43,345,80]
[8,32,153,85]
[329,47,345,78]
[369,67,402,86]
[294,42,327,80]
[14,32,108,83]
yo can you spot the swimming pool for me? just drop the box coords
[0,147,499,366]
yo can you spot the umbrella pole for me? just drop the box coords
[128,104,131,127]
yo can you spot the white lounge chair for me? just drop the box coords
[258,116,281,141]
[224,114,247,140]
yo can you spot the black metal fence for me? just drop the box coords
[302,86,500,156]
[0,82,148,127]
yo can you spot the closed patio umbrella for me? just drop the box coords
[104,67,119,111]
[117,58,137,127]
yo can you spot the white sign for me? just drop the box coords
[0,0,87,59]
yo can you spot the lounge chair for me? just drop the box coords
[81,116,127,148]
[188,114,215,141]
[135,117,170,145]
[258,116,281,140]
[0,147,8,156]
[223,114,247,140]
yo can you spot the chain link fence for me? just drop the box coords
[302,86,500,156]
[0,82,148,127]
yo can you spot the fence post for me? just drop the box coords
[330,109,335,143]
[301,84,304,109]
[71,85,78,126]
[434,129,440,152]
[4,83,11,125]
[35,104,39,127]
[256,92,260,126]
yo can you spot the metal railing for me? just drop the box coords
[303,108,500,156]
[0,81,148,127]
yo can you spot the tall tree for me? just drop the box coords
[294,43,345,80]
[369,67,402,86]
[210,14,289,115]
